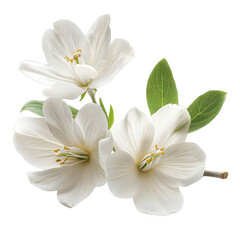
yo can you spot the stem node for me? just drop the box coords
[88,89,97,104]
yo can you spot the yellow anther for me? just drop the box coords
[56,159,61,162]
[146,159,152,164]
[162,152,165,155]
[64,56,73,63]
[150,153,154,156]
[60,162,65,165]
[64,146,71,150]
[64,157,69,162]
[53,149,60,153]
[73,49,81,54]
[160,147,165,151]
[155,144,159,150]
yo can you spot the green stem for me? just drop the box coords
[88,89,97,104]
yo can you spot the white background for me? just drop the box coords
[1,0,240,239]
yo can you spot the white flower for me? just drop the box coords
[19,15,134,99]
[14,98,113,207]
[107,104,206,215]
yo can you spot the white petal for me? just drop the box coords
[14,117,56,141]
[91,38,134,88]
[42,29,75,77]
[107,151,140,198]
[98,131,113,170]
[112,108,154,160]
[150,104,191,148]
[53,20,91,63]
[43,82,84,100]
[156,142,206,187]
[87,15,111,67]
[74,64,97,86]
[133,171,183,215]
[88,144,107,186]
[75,103,108,149]
[14,118,62,169]
[19,61,74,85]
[43,98,84,146]
[28,160,105,207]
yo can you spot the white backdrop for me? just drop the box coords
[1,0,239,239]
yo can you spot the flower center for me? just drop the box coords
[53,146,89,166]
[64,49,82,64]
[138,145,165,171]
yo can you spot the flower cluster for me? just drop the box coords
[14,14,226,215]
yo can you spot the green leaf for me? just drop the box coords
[21,100,79,119]
[99,98,114,129]
[21,100,44,117]
[146,58,178,115]
[187,90,227,133]
[99,98,108,119]
[68,105,79,119]
[80,90,87,101]
[108,105,114,129]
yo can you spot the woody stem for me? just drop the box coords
[203,170,228,179]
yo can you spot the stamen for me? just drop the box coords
[64,56,73,63]
[146,159,152,164]
[65,49,81,64]
[72,49,81,55]
[55,146,89,165]
[138,145,165,171]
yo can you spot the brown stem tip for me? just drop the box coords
[221,172,229,179]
